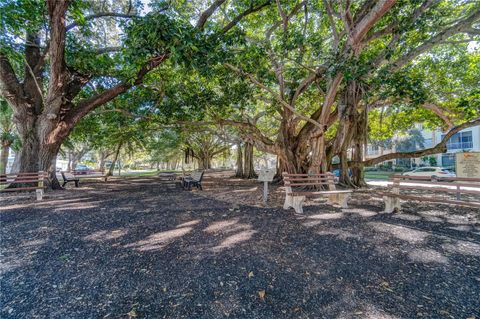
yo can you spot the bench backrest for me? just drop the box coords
[0,171,47,191]
[191,170,204,182]
[62,172,76,180]
[389,175,480,197]
[283,172,336,191]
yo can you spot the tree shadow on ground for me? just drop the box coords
[0,179,479,319]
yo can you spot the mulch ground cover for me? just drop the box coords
[1,173,479,319]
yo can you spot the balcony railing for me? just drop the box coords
[446,141,473,150]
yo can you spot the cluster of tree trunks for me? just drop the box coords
[227,1,479,187]
[234,138,257,179]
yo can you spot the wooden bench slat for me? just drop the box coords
[286,182,332,186]
[1,178,45,183]
[288,190,352,196]
[0,186,45,192]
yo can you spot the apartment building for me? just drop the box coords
[365,125,480,169]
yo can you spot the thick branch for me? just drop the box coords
[349,0,396,47]
[225,63,323,129]
[221,1,272,33]
[65,54,168,126]
[196,0,227,30]
[0,53,24,107]
[45,0,69,112]
[422,103,454,130]
[388,9,480,72]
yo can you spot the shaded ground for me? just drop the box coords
[1,173,479,319]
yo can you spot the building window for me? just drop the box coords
[367,145,379,155]
[424,138,433,148]
[443,131,473,150]
[441,153,455,168]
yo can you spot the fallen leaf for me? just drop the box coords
[248,271,254,279]
[127,309,137,318]
[258,290,266,300]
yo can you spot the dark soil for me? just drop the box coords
[1,174,479,319]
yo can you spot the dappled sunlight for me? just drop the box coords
[408,248,449,264]
[211,229,257,252]
[54,201,101,212]
[341,304,403,319]
[204,218,240,233]
[342,208,378,217]
[369,222,429,244]
[1,239,47,275]
[176,220,201,228]
[20,238,47,248]
[448,225,475,232]
[1,203,32,211]
[316,229,360,240]
[231,187,257,193]
[302,220,324,227]
[391,213,421,221]
[84,229,128,242]
[308,212,344,220]
[444,214,472,225]
[442,240,480,257]
[125,227,192,252]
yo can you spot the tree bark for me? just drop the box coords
[243,139,257,179]
[0,141,11,174]
[108,142,123,176]
[235,142,244,177]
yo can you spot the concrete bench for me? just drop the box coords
[283,172,352,214]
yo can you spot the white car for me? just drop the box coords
[402,167,456,179]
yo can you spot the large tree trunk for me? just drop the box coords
[235,142,243,177]
[243,140,257,179]
[0,141,11,174]
[12,113,64,189]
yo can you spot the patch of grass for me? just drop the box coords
[364,171,395,180]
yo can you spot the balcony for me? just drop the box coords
[446,141,473,150]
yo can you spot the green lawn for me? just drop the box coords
[364,171,396,180]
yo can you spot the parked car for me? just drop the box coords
[73,165,94,175]
[402,167,456,179]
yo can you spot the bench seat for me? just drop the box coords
[381,175,480,212]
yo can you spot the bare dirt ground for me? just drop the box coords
[1,171,479,319]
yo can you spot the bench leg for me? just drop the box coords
[283,194,293,210]
[338,193,350,208]
[383,196,401,213]
[327,193,350,208]
[284,195,305,214]
[291,196,305,214]
[74,180,79,187]
[62,181,67,187]
[36,189,43,201]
